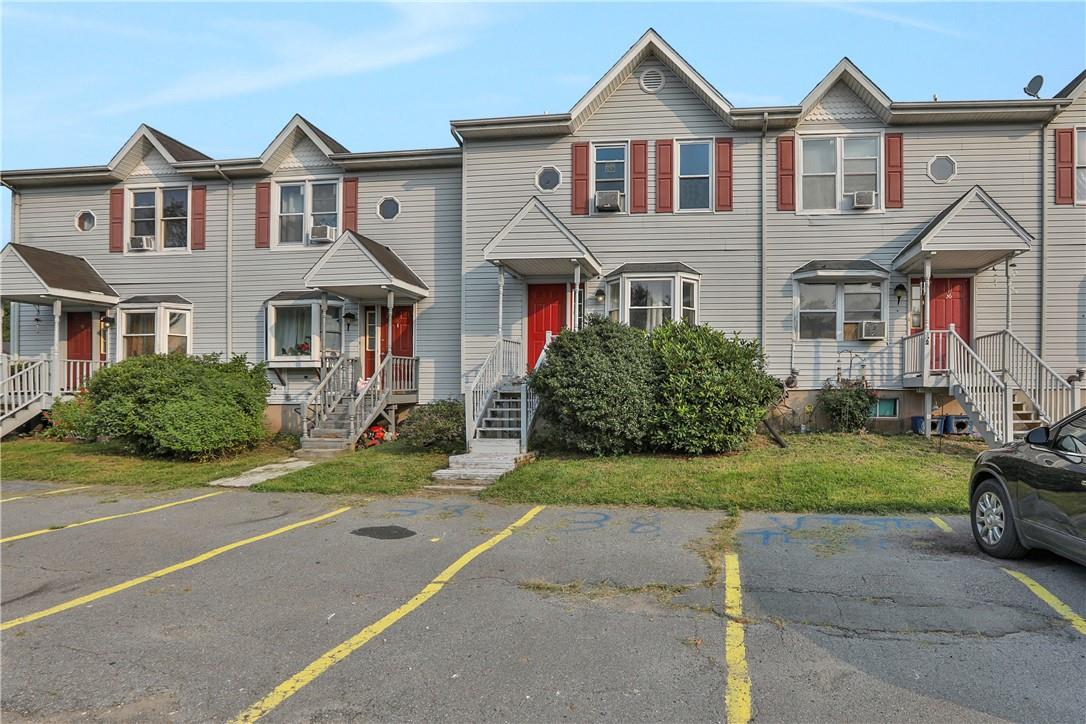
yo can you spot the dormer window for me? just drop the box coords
[127,186,189,252]
[275,179,338,246]
[799,134,881,213]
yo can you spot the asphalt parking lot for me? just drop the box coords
[1,481,1084,723]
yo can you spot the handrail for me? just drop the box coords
[947,326,1011,445]
[975,329,1074,424]
[1,357,50,423]
[300,355,356,439]
[466,341,502,441]
[390,355,419,392]
[350,354,391,444]
[501,337,523,377]
[60,359,111,394]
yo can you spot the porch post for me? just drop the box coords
[572,262,581,332]
[922,257,932,382]
[319,292,328,365]
[52,299,62,397]
[923,390,932,441]
[496,264,504,339]
[385,290,394,357]
[1004,259,1013,331]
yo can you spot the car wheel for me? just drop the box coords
[970,480,1027,559]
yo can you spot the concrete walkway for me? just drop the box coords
[209,458,313,488]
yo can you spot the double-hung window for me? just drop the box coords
[677,140,711,211]
[593,144,626,196]
[1077,128,1086,203]
[276,179,339,246]
[800,135,881,212]
[128,187,189,251]
[628,279,673,332]
[119,305,192,359]
[796,282,885,341]
[606,281,620,322]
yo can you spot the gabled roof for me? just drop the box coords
[259,114,348,166]
[799,58,893,123]
[108,124,209,171]
[304,230,428,301]
[143,127,211,162]
[1055,69,1086,99]
[0,244,119,304]
[483,197,602,276]
[892,185,1032,273]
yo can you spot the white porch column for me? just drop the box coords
[496,264,504,339]
[319,292,328,366]
[572,262,581,332]
[923,390,933,441]
[922,257,932,382]
[385,289,394,357]
[52,299,62,397]
[1004,260,1013,331]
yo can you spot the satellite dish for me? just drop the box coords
[1023,75,1044,98]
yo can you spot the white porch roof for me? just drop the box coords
[484,197,602,277]
[893,186,1032,274]
[303,230,428,302]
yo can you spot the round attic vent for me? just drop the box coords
[639,68,665,94]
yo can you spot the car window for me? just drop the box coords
[1053,416,1086,455]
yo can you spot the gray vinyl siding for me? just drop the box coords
[1045,93,1086,375]
[461,58,762,378]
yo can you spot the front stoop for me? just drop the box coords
[428,449,535,489]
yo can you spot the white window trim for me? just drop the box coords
[606,271,700,329]
[792,280,888,342]
[675,138,714,213]
[271,175,342,249]
[796,131,885,215]
[73,210,96,233]
[534,165,563,193]
[375,195,402,221]
[589,139,630,215]
[123,184,193,255]
[265,298,344,367]
[1075,127,1086,206]
[116,303,193,360]
[926,154,958,184]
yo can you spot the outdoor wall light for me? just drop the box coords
[593,287,607,304]
[342,311,357,330]
[894,284,907,305]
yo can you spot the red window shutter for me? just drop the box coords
[571,142,589,215]
[776,136,795,211]
[1055,128,1074,205]
[342,177,358,231]
[885,133,904,209]
[109,188,124,252]
[255,182,271,248]
[656,139,674,213]
[191,185,207,250]
[715,137,733,212]
[630,140,648,213]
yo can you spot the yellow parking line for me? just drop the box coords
[1003,568,1086,636]
[1,506,350,632]
[0,485,92,503]
[232,504,546,723]
[930,516,954,533]
[724,552,752,724]
[0,491,226,543]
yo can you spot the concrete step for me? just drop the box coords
[469,438,521,454]
[431,467,511,482]
[300,438,352,451]
[310,428,349,438]
[423,483,489,493]
[448,452,522,469]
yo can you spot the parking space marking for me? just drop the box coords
[0,485,91,503]
[0,506,350,632]
[929,516,954,533]
[1003,568,1086,636]
[0,491,226,543]
[724,552,751,724]
[232,504,547,723]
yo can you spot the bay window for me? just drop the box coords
[265,295,344,366]
[796,281,885,341]
[628,279,673,332]
[606,281,620,322]
[799,134,881,212]
[119,304,192,359]
[275,179,339,246]
[677,140,711,211]
[604,268,701,333]
[128,186,189,251]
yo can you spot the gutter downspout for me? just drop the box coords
[1039,119,1049,358]
[760,111,769,348]
[214,164,234,358]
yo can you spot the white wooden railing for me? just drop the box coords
[465,338,523,442]
[501,338,523,377]
[391,355,419,392]
[300,356,358,439]
[1,356,51,425]
[946,325,1012,445]
[518,334,552,452]
[350,355,392,444]
[61,359,111,394]
[902,329,950,377]
[975,330,1076,424]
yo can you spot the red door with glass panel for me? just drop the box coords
[527,284,565,370]
[364,306,413,377]
[65,312,93,390]
[912,277,970,370]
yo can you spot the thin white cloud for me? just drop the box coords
[722,91,788,107]
[818,2,965,38]
[93,3,492,116]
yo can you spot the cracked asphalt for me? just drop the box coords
[1,482,1084,722]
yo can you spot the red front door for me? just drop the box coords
[527,284,566,369]
[912,277,971,369]
[66,312,93,390]
[364,306,413,378]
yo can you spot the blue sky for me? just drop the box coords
[2,1,1083,241]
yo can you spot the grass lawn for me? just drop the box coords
[253,441,449,496]
[0,439,295,489]
[481,433,985,514]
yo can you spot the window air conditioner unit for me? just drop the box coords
[128,235,155,251]
[595,190,623,213]
[861,320,887,340]
[308,225,335,243]
[852,190,876,209]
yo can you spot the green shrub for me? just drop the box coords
[529,315,656,455]
[42,393,97,440]
[817,378,877,432]
[398,399,465,453]
[86,354,271,459]
[649,323,782,454]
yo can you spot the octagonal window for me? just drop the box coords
[927,155,957,184]
[377,197,400,220]
[536,166,562,192]
[75,210,96,232]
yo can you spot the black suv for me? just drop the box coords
[969,407,1086,566]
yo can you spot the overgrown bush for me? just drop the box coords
[650,323,782,454]
[42,393,97,440]
[529,315,656,455]
[398,399,465,453]
[817,378,877,432]
[86,354,271,459]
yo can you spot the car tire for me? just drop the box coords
[970,480,1027,559]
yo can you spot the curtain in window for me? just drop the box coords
[274,306,312,356]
